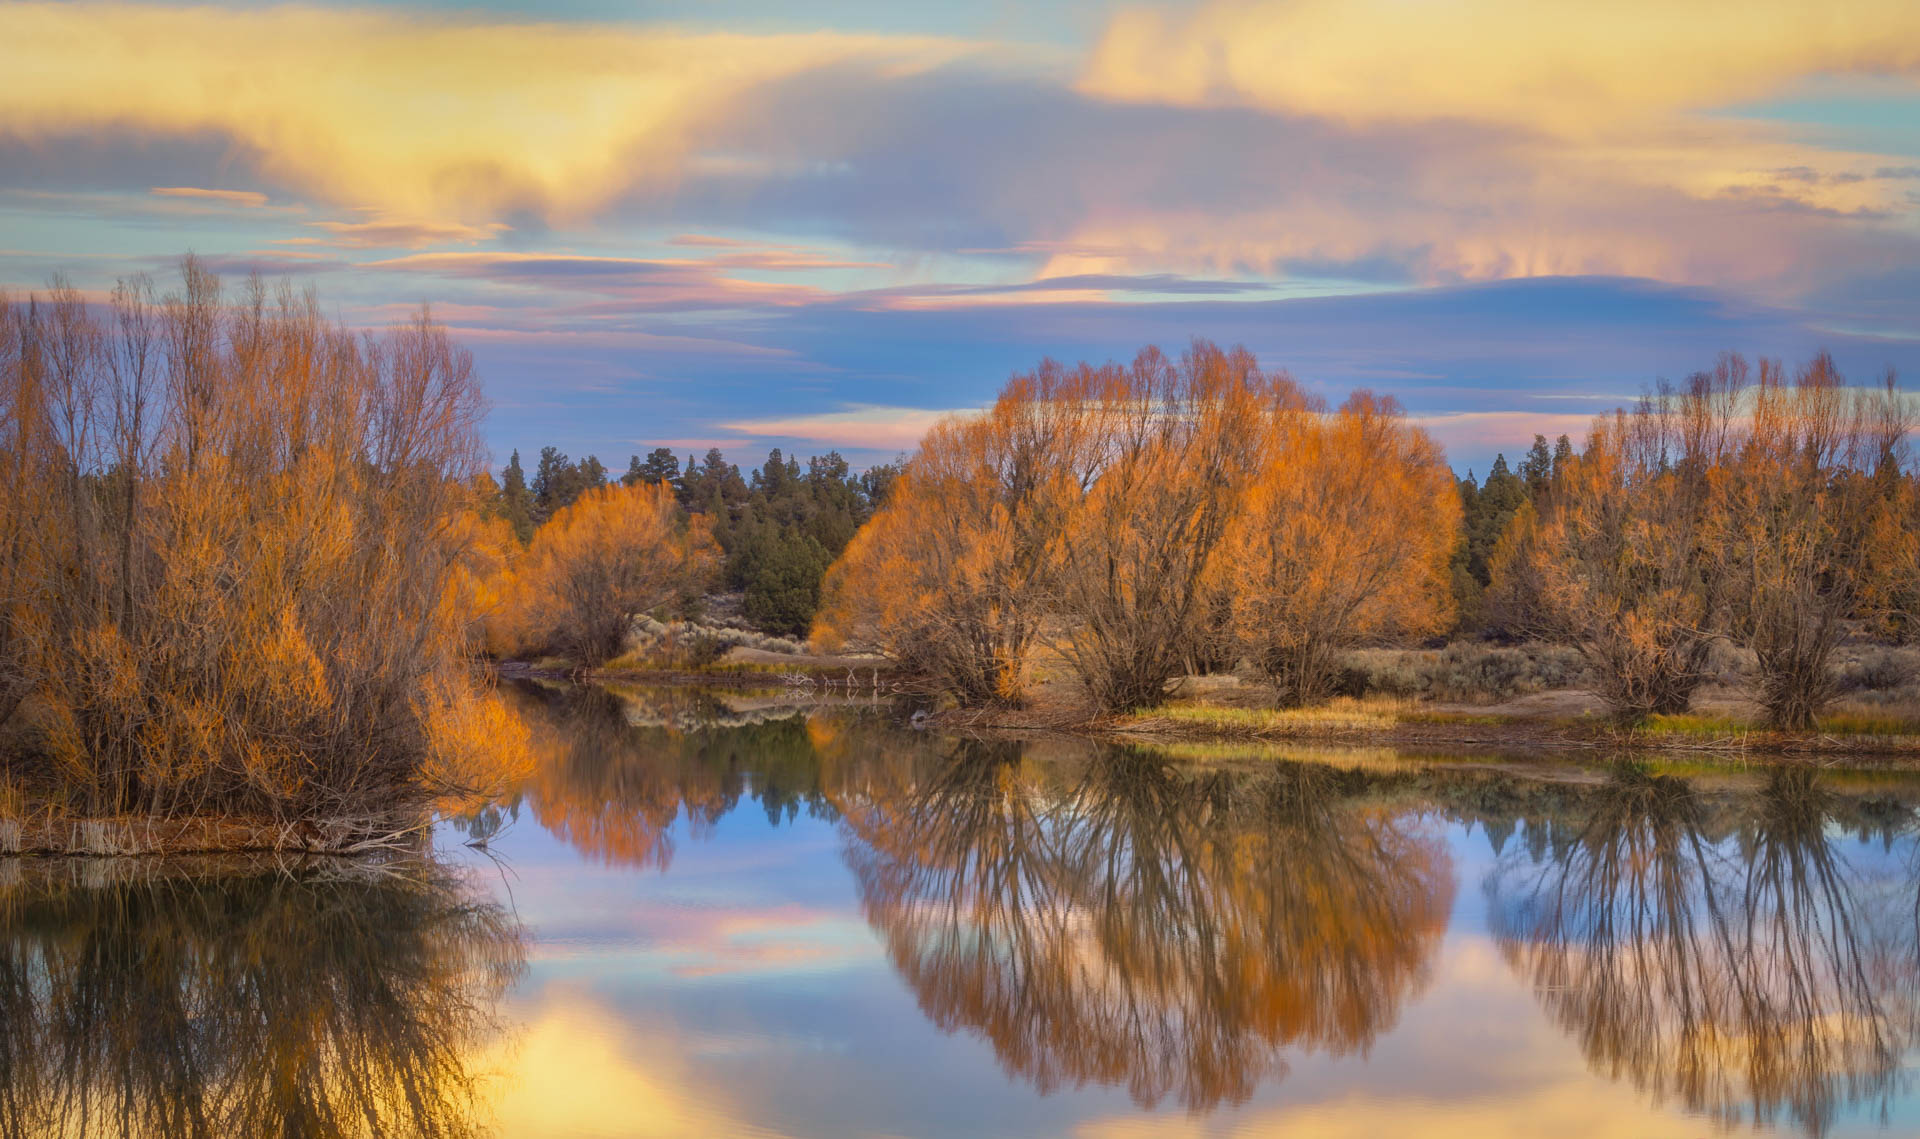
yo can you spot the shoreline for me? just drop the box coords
[0,813,432,859]
[500,664,1920,764]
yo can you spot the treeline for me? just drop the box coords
[482,443,897,636]
[814,342,1919,728]
[0,259,527,822]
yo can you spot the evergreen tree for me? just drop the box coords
[742,529,832,636]
[624,447,681,488]
[531,446,569,522]
[1449,453,1531,633]
[1520,434,1554,496]
[500,450,534,545]
[577,454,608,494]
[1552,434,1575,477]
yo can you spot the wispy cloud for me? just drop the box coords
[306,214,508,249]
[149,185,266,207]
[722,405,977,451]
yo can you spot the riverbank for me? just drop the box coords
[1101,696,1920,761]
[0,812,432,858]
[501,658,1920,763]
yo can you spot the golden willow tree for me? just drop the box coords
[1492,354,1911,728]
[813,362,1102,705]
[0,259,527,823]
[483,481,719,668]
[1224,390,1459,704]
[1044,344,1270,712]
[816,341,1460,712]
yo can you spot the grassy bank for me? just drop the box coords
[1105,696,1920,759]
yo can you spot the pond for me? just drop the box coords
[5,680,1919,1138]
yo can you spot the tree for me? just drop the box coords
[1224,391,1460,703]
[1491,397,1729,721]
[742,529,832,636]
[1493,354,1914,729]
[1450,453,1530,633]
[1519,434,1555,496]
[815,368,1096,705]
[625,447,681,488]
[500,450,534,544]
[1046,343,1269,713]
[0,259,526,820]
[512,481,718,667]
[1707,355,1909,729]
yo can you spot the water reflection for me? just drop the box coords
[1487,765,1920,1135]
[838,742,1455,1109]
[472,684,1920,1133]
[503,682,895,867]
[0,858,524,1139]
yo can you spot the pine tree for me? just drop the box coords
[1551,434,1575,477]
[1520,434,1554,496]
[501,450,534,545]
[531,446,569,522]
[624,447,681,488]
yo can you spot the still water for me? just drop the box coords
[6,681,1920,1137]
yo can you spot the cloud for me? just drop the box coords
[0,2,973,224]
[366,251,832,311]
[1081,0,1920,134]
[1411,412,1604,468]
[650,66,1920,300]
[6,2,1916,305]
[149,185,266,207]
[307,214,508,249]
[721,405,975,451]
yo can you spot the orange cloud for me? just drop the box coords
[474,994,782,1138]
[1082,0,1920,135]
[0,3,973,225]
[149,186,267,207]
[307,214,508,249]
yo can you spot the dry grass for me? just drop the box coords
[1120,696,1410,739]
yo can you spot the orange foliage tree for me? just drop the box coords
[497,480,718,668]
[1223,390,1459,704]
[1044,344,1270,713]
[0,259,527,821]
[1707,356,1910,729]
[814,363,1099,705]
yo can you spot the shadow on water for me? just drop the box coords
[0,858,525,1139]
[1485,763,1920,1136]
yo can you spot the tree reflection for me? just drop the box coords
[0,858,524,1139]
[839,745,1454,1109]
[500,681,936,869]
[1488,765,1920,1135]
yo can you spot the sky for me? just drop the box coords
[2,1,1919,476]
